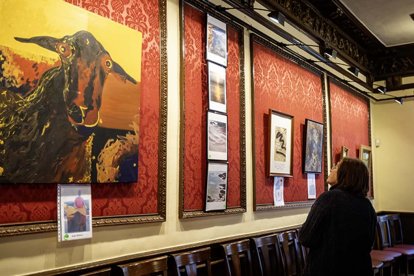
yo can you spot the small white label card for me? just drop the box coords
[273,176,284,207]
[307,173,316,199]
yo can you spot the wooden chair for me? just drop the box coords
[372,259,384,276]
[278,230,305,276]
[79,267,111,276]
[220,239,254,276]
[170,247,212,276]
[251,233,285,276]
[377,215,414,275]
[111,255,168,276]
[388,214,414,250]
[371,249,399,276]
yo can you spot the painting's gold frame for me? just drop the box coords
[0,0,167,237]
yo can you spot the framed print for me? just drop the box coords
[207,112,228,160]
[359,145,372,169]
[208,62,227,113]
[268,109,294,177]
[205,162,228,211]
[303,119,324,173]
[206,14,227,67]
[341,146,349,159]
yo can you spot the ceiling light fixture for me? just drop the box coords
[323,48,338,59]
[394,97,403,104]
[373,85,387,94]
[216,5,286,26]
[306,59,360,77]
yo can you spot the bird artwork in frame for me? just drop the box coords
[0,0,142,183]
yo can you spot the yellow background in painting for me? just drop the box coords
[0,0,142,82]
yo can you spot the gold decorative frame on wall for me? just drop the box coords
[179,0,246,219]
[0,0,168,237]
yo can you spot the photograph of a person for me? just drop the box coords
[207,112,228,160]
[206,14,227,67]
[341,146,349,159]
[58,184,92,241]
[268,109,294,177]
[205,162,228,211]
[303,119,324,173]
[208,62,227,113]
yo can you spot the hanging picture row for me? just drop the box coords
[179,2,246,218]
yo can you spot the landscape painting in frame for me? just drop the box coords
[205,162,228,212]
[268,109,294,177]
[207,111,228,161]
[206,14,227,67]
[0,0,142,183]
[303,119,324,174]
[208,61,227,113]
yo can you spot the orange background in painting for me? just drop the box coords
[0,0,161,223]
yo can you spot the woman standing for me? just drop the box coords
[299,157,377,276]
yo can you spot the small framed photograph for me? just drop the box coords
[206,14,227,67]
[205,162,228,211]
[359,145,372,169]
[341,146,349,159]
[208,62,227,113]
[58,184,92,242]
[207,111,228,160]
[303,119,324,173]
[268,109,294,177]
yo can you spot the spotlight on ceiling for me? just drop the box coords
[347,66,359,77]
[268,11,285,26]
[374,86,387,94]
[323,48,338,59]
[394,97,403,105]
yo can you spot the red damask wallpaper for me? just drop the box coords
[329,81,370,163]
[252,39,325,205]
[182,4,242,211]
[0,0,161,224]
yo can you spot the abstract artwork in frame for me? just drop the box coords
[341,146,349,160]
[359,145,372,170]
[207,111,228,161]
[206,14,227,67]
[205,161,228,211]
[303,119,324,173]
[0,0,142,184]
[268,109,294,177]
[208,61,227,113]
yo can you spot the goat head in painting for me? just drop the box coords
[0,31,138,183]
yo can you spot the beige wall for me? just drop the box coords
[371,100,414,212]
[0,0,411,275]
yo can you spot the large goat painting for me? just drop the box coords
[0,30,141,184]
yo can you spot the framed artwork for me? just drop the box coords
[341,146,349,159]
[0,0,167,236]
[206,14,227,67]
[205,162,228,211]
[208,61,227,113]
[359,145,372,169]
[303,119,324,173]
[207,111,228,160]
[268,109,294,177]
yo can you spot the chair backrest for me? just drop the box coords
[111,256,168,276]
[221,239,254,276]
[377,215,393,249]
[388,213,404,245]
[278,230,305,276]
[251,234,285,276]
[170,247,212,276]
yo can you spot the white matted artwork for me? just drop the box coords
[273,176,284,207]
[58,184,92,242]
[268,109,294,177]
[207,111,228,160]
[205,162,228,211]
[206,14,227,67]
[208,61,227,113]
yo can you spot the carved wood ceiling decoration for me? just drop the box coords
[257,0,414,85]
